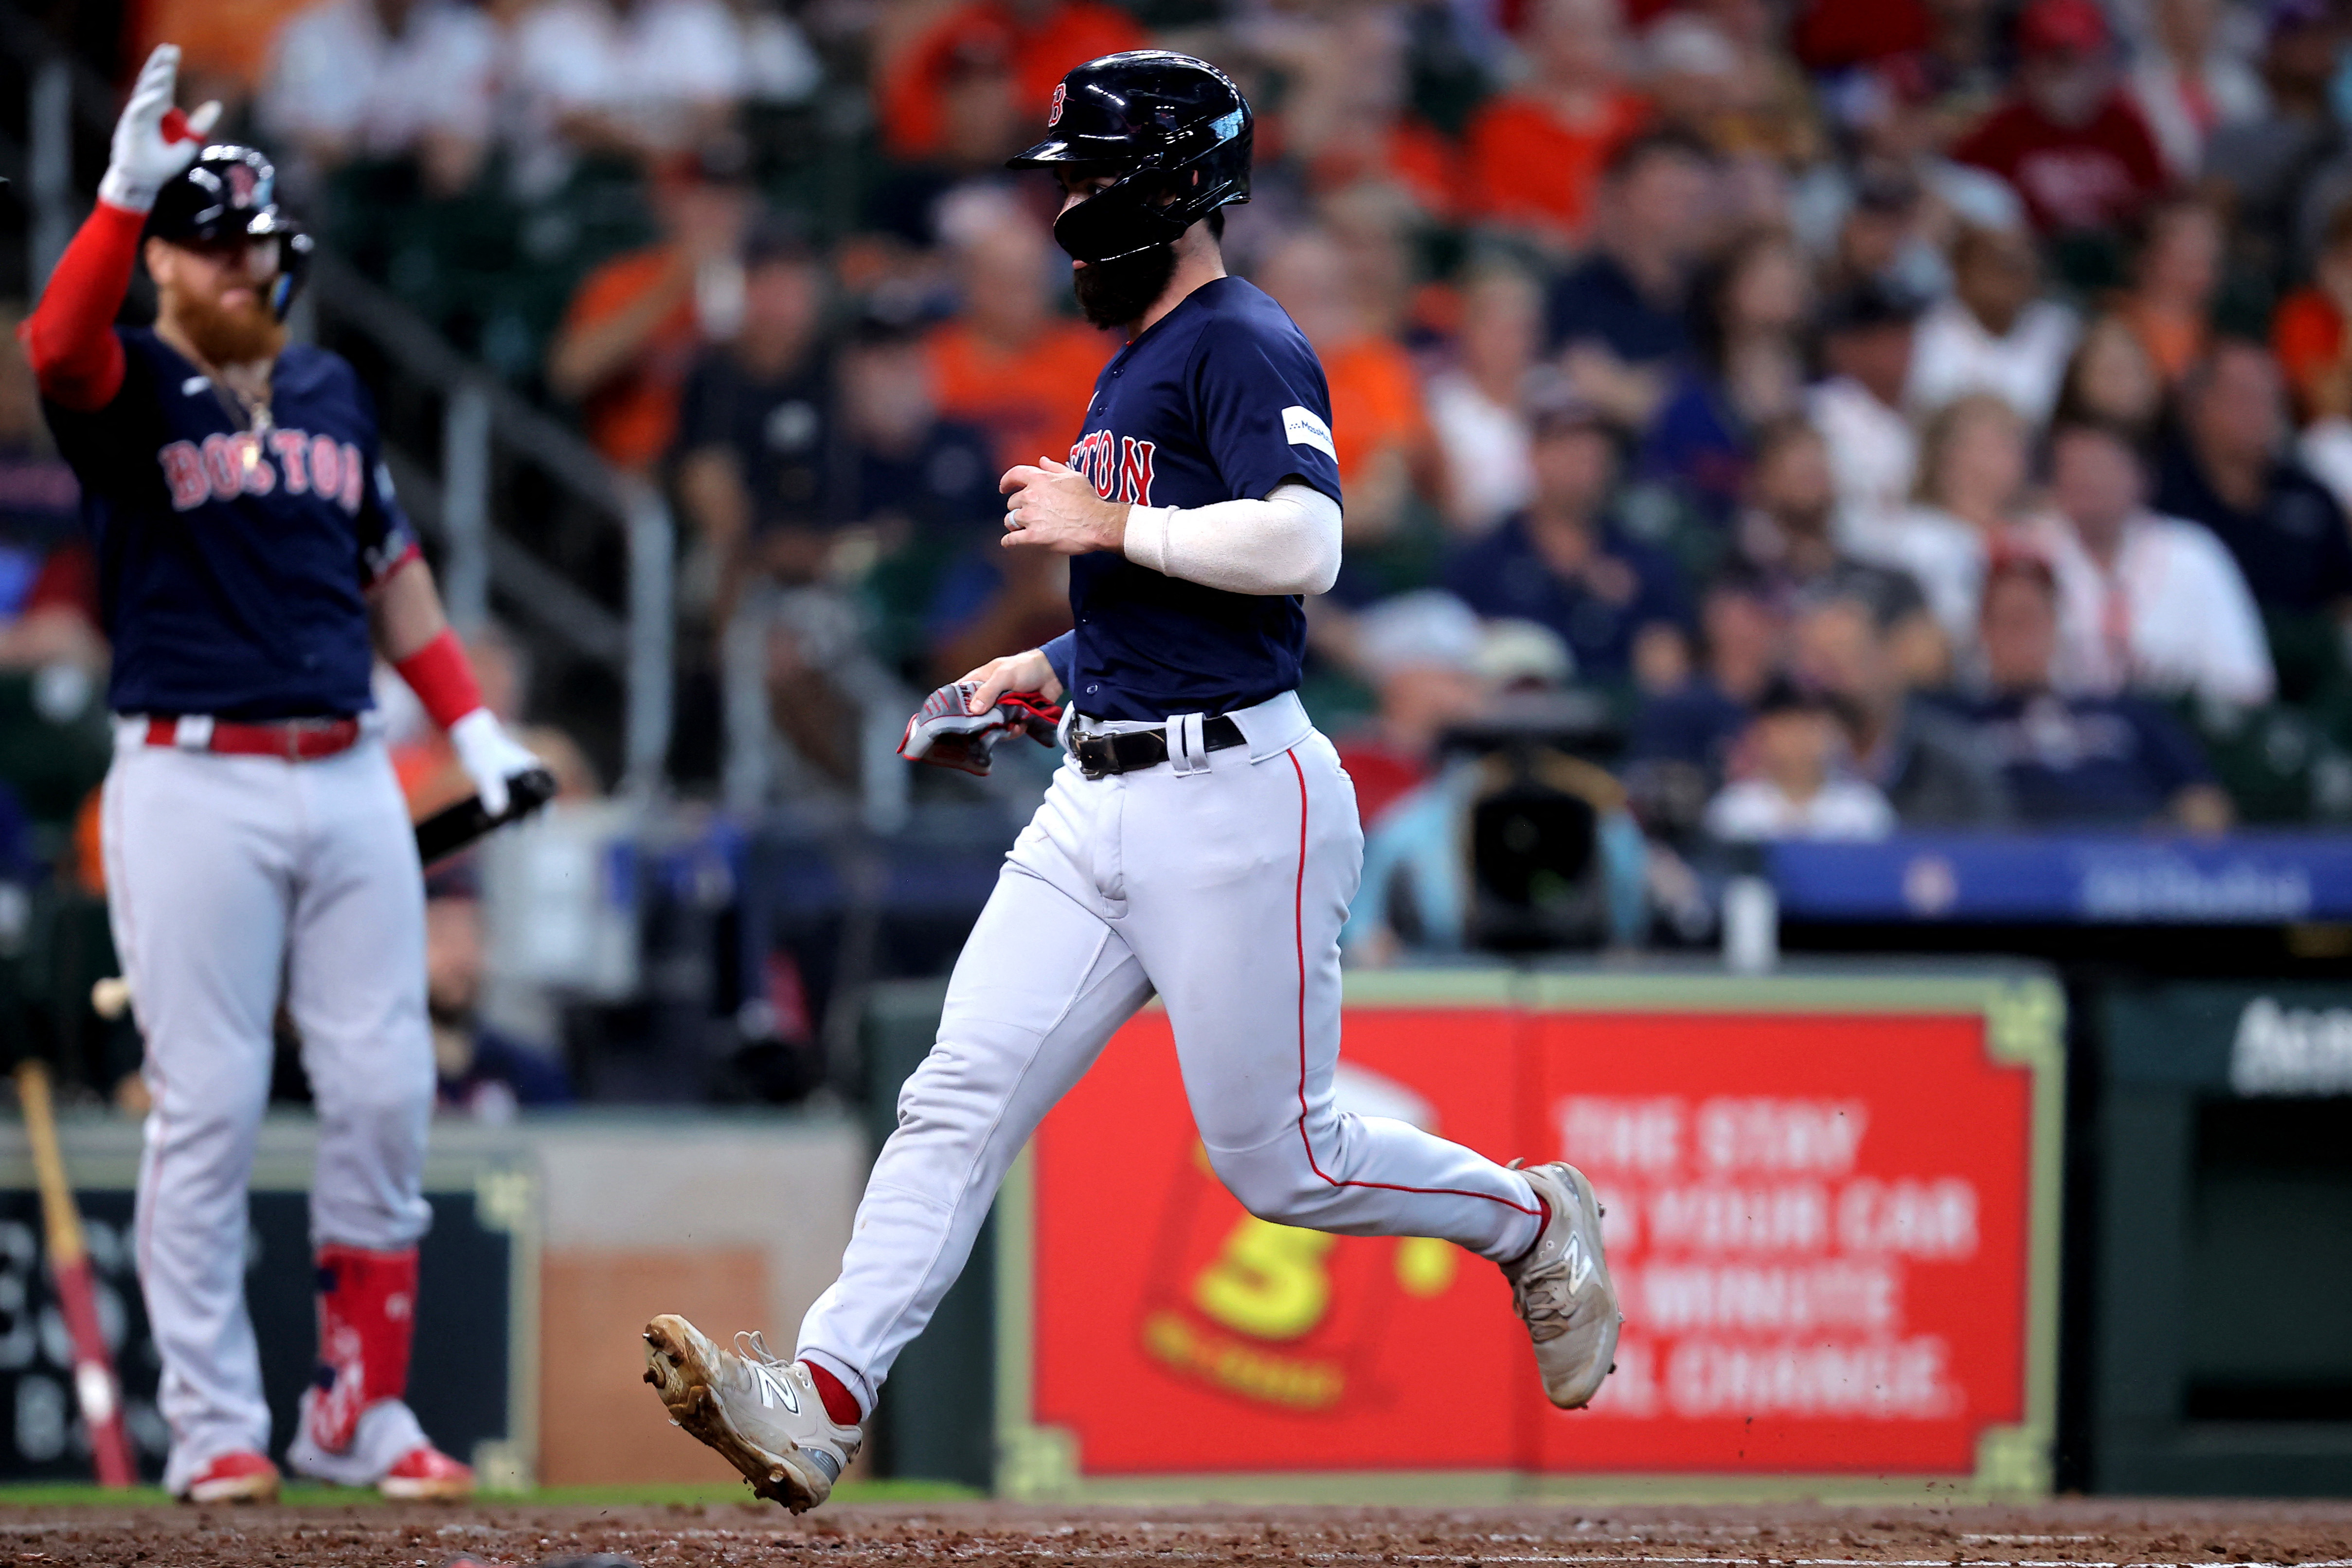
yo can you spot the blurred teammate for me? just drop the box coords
[21,46,543,1502]
[644,52,1622,1513]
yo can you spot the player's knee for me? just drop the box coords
[1204,1143,1326,1226]
[318,1047,434,1127]
[890,1027,1021,1136]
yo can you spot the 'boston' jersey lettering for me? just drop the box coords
[159,430,366,512]
[1058,277,1342,722]
[41,328,418,720]
[1069,430,1158,506]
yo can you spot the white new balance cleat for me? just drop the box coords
[1502,1160,1622,1409]
[642,1314,861,1514]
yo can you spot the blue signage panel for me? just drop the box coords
[1769,835,2352,923]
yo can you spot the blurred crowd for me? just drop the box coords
[7,0,2352,956]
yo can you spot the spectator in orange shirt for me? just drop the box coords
[546,144,754,473]
[925,198,1107,474]
[2118,195,2223,384]
[873,0,1145,165]
[1257,227,1436,555]
[1463,0,1651,248]
[2274,201,2352,422]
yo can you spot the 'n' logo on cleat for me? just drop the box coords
[751,1363,800,1414]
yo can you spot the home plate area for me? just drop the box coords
[0,1499,2346,1568]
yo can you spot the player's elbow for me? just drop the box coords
[1269,535,1340,598]
[1297,547,1341,598]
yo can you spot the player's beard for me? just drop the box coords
[1073,243,1178,331]
[167,280,287,370]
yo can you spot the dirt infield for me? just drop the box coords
[0,1497,2346,1568]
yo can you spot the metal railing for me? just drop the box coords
[307,256,675,793]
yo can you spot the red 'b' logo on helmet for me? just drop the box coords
[1047,82,1066,127]
[227,163,258,205]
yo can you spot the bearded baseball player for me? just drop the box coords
[22,46,543,1501]
[644,51,1621,1510]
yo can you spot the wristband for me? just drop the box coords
[394,628,487,732]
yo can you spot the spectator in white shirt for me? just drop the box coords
[260,0,499,196]
[2127,0,2265,183]
[1855,392,2082,668]
[505,0,786,193]
[2045,419,2278,706]
[1705,678,1899,841]
[1907,223,2080,423]
[1426,267,1542,536]
[1808,281,1922,528]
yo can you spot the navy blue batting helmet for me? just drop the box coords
[1007,51,1252,264]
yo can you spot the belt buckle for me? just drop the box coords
[1073,731,1116,780]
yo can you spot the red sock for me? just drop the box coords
[311,1245,419,1453]
[803,1360,863,1426]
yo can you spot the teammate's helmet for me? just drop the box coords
[145,145,315,321]
[1006,51,1252,264]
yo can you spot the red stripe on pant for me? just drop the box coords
[1284,748,1538,1215]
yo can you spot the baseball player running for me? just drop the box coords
[644,52,1621,1510]
[23,46,542,1501]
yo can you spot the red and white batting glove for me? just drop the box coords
[899,682,1062,777]
[98,45,220,213]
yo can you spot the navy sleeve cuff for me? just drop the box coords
[1041,631,1076,695]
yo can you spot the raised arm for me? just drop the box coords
[21,46,217,410]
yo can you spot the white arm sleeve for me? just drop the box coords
[1120,481,1343,596]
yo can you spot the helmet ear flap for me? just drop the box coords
[270,231,315,321]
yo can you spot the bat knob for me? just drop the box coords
[91,977,131,1020]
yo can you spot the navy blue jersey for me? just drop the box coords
[1045,277,1342,721]
[42,328,415,718]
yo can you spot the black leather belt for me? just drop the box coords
[1071,715,1245,778]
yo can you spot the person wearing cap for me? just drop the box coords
[1442,384,1689,688]
[1343,617,1647,961]
[1952,0,2170,236]
[1329,590,1490,829]
[1808,281,1923,524]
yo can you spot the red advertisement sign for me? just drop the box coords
[1024,992,2046,1482]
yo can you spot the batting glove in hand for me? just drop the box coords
[449,709,547,817]
[99,45,221,213]
[899,682,1063,776]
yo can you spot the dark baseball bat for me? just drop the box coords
[14,1060,139,1486]
[414,766,559,868]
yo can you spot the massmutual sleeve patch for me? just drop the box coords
[1281,405,1336,460]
